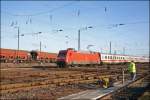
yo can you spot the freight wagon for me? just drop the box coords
[0,48,57,63]
[30,50,57,63]
[0,48,29,63]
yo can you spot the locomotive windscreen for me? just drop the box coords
[58,51,67,58]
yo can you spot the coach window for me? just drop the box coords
[110,56,112,59]
[105,56,107,59]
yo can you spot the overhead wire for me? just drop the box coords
[2,1,79,17]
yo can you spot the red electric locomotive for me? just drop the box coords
[57,48,101,67]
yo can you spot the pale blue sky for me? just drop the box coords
[1,1,149,56]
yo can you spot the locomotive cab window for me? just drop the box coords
[58,51,67,57]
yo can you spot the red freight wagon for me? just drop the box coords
[0,48,15,62]
[57,48,101,67]
[37,51,57,62]
[17,50,29,61]
[0,48,29,62]
[0,48,57,63]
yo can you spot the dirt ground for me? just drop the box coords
[0,63,149,99]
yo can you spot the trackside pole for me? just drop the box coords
[122,68,125,84]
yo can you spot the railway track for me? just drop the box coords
[1,73,116,94]
[0,63,149,99]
